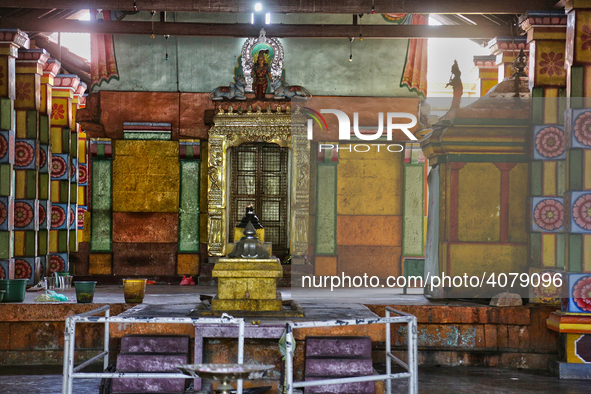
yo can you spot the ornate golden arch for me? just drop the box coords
[207,105,310,258]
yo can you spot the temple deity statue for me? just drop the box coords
[251,49,273,99]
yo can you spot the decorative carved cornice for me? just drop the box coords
[17,48,50,65]
[43,59,62,77]
[0,29,29,48]
[54,73,80,91]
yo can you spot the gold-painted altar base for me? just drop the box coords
[211,258,283,311]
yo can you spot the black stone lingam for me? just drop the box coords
[237,205,263,229]
[228,221,270,259]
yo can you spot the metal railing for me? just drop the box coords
[283,306,418,394]
[62,306,246,394]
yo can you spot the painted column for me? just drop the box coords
[39,59,59,278]
[545,2,591,377]
[488,37,529,83]
[315,144,338,275]
[473,55,499,97]
[0,29,28,280]
[520,11,568,304]
[70,82,86,254]
[77,95,88,257]
[49,74,79,274]
[178,139,201,276]
[13,48,49,285]
[88,138,112,275]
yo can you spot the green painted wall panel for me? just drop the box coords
[569,150,583,191]
[556,233,565,269]
[0,164,12,197]
[178,160,200,252]
[39,115,49,144]
[99,30,414,97]
[38,229,48,255]
[0,97,13,131]
[529,233,541,265]
[316,163,337,254]
[39,174,49,200]
[26,110,37,139]
[0,231,11,259]
[568,233,582,272]
[90,160,112,252]
[557,159,566,197]
[530,161,543,197]
[402,164,424,256]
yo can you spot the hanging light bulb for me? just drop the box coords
[349,37,354,62]
[133,0,138,11]
[349,54,352,62]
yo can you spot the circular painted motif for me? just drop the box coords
[574,111,591,147]
[533,199,564,231]
[535,126,565,158]
[69,207,75,227]
[38,204,46,226]
[573,194,591,231]
[77,207,86,228]
[78,165,88,184]
[48,255,65,276]
[14,259,31,279]
[14,141,34,167]
[51,205,66,228]
[573,276,591,313]
[14,201,34,228]
[51,156,67,178]
[0,133,7,160]
[38,147,46,169]
[0,200,7,227]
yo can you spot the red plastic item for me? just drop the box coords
[146,280,157,285]
[179,276,195,286]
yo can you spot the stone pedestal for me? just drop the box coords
[211,257,283,311]
[547,311,591,379]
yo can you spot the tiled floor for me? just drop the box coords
[0,366,589,393]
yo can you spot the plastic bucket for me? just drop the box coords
[0,290,5,303]
[0,279,27,302]
[74,281,97,303]
[122,279,147,303]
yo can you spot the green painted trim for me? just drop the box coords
[178,158,201,253]
[69,230,77,253]
[59,180,69,203]
[38,229,48,255]
[70,183,77,204]
[570,66,585,109]
[402,163,425,257]
[62,128,70,153]
[124,132,172,140]
[89,159,113,252]
[24,231,36,256]
[568,150,583,191]
[0,231,10,259]
[0,97,13,131]
[58,229,69,253]
[70,133,78,158]
[556,233,565,269]
[438,154,529,163]
[451,118,530,126]
[568,233,582,272]
[0,164,11,196]
[531,87,544,125]
[557,159,566,197]
[530,161,543,197]
[39,173,49,200]
[529,232,541,266]
[558,88,567,126]
[26,110,37,139]
[25,170,36,199]
[315,162,337,255]
[39,115,49,145]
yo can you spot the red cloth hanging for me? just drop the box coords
[398,15,429,97]
[90,10,119,89]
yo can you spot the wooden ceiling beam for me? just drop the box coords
[0,18,514,38]
[0,0,560,15]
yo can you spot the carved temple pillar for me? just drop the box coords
[69,82,86,253]
[13,48,49,284]
[473,55,498,97]
[0,29,28,280]
[49,74,79,274]
[488,37,529,83]
[519,11,568,303]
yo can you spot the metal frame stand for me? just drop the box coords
[61,306,245,394]
[283,306,418,394]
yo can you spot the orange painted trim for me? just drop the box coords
[449,162,466,242]
[494,163,516,243]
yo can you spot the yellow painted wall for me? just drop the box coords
[112,140,179,213]
[336,148,403,215]
[448,242,528,278]
[508,163,528,243]
[457,163,501,242]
